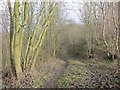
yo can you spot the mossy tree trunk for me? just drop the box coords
[7,0,56,78]
[8,0,28,78]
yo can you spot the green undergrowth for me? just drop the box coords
[55,60,88,88]
[55,59,119,88]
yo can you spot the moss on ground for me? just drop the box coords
[55,59,119,88]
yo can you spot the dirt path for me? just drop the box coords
[42,58,119,88]
[42,60,69,88]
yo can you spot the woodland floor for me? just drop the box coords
[42,58,120,88]
[55,59,120,88]
[2,57,120,88]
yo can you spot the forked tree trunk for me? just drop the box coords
[8,0,56,78]
[8,0,28,78]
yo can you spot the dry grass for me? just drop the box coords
[2,57,65,88]
[33,57,65,88]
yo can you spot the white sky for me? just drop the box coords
[61,2,82,24]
